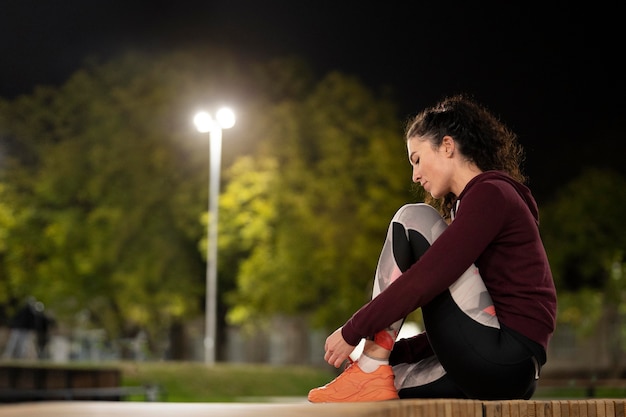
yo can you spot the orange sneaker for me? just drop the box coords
[308,361,399,403]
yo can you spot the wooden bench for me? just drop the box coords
[0,398,625,417]
[483,399,626,417]
[0,363,161,403]
[0,384,161,402]
[384,399,626,417]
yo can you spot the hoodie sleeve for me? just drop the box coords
[341,180,510,346]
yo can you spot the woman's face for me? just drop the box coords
[407,135,453,199]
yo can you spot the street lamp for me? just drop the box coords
[193,107,236,365]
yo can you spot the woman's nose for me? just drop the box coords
[412,167,420,183]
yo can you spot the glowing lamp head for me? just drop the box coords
[193,108,236,133]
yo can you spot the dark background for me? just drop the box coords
[1,1,623,202]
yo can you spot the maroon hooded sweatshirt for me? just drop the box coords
[341,170,557,358]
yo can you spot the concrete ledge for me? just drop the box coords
[0,398,624,417]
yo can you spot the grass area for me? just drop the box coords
[117,361,336,402]
[120,361,626,402]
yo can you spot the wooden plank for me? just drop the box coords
[423,399,438,417]
[578,399,590,417]
[586,400,598,417]
[606,400,616,417]
[552,400,563,417]
[509,400,522,417]
[426,400,437,417]
[436,399,450,417]
[596,399,608,417]
[474,400,485,417]
[532,401,547,417]
[569,400,581,417]
[0,367,12,389]
[615,399,626,417]
[560,400,571,417]
[411,399,425,417]
[467,399,483,417]
[484,401,503,417]
[450,399,464,417]
[14,367,37,389]
[43,368,68,390]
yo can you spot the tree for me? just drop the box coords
[541,168,626,292]
[0,49,257,356]
[0,49,419,358]
[540,167,626,374]
[221,71,416,332]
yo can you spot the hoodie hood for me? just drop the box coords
[459,170,539,224]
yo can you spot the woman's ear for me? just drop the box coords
[442,135,455,157]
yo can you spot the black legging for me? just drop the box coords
[400,290,542,400]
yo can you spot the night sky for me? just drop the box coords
[1,1,623,202]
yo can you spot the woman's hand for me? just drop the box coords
[324,327,354,368]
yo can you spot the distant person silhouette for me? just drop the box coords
[34,301,54,359]
[3,297,38,359]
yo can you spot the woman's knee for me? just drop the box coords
[392,203,447,242]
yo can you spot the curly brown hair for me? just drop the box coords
[405,94,526,220]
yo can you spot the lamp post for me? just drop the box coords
[193,107,236,365]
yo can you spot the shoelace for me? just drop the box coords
[327,359,357,384]
[342,358,357,372]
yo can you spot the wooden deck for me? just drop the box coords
[1,399,625,417]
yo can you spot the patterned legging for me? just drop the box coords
[372,203,543,400]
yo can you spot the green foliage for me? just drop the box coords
[555,288,605,338]
[0,49,257,348]
[541,168,626,292]
[540,168,626,336]
[221,71,414,332]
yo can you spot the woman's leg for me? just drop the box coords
[309,204,444,403]
[381,206,540,400]
[361,203,447,357]
[411,289,540,400]
[362,203,488,398]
